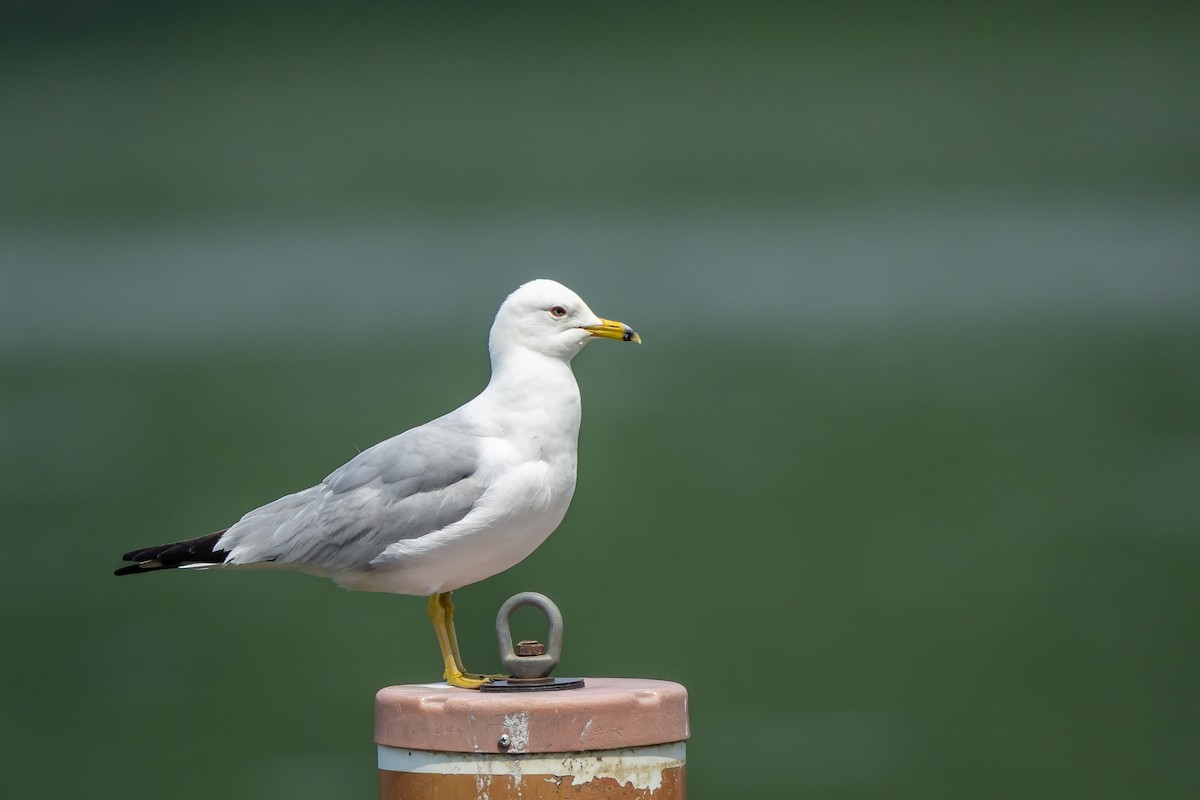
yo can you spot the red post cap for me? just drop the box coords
[375,677,689,754]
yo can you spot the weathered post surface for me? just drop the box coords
[375,677,689,799]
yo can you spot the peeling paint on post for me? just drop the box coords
[375,678,689,799]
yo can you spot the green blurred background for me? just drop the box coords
[2,2,1198,798]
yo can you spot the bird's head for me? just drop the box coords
[489,279,641,362]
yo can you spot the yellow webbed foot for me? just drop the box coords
[461,671,506,683]
[442,669,504,690]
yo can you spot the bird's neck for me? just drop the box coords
[483,349,583,436]
[487,349,579,398]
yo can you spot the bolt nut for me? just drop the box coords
[514,639,546,657]
[497,734,511,749]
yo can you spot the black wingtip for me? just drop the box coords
[114,530,230,577]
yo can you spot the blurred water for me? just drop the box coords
[5,198,1198,353]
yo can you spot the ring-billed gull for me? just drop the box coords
[114,278,640,688]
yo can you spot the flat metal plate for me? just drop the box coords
[480,677,586,693]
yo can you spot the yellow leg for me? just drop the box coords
[441,592,467,674]
[427,592,502,689]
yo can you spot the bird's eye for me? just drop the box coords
[549,305,568,318]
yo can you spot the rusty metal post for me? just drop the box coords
[375,677,689,799]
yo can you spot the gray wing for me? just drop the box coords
[217,415,485,572]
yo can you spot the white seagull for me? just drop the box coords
[115,279,640,688]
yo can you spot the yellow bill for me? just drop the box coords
[584,318,642,344]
